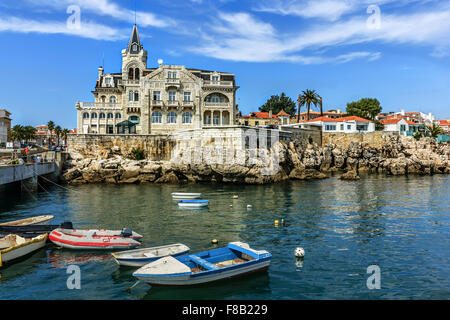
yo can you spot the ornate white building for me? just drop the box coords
[76,25,239,135]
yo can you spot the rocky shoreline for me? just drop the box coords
[61,136,450,185]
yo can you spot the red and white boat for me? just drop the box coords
[49,228,142,250]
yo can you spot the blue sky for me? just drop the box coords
[0,0,449,129]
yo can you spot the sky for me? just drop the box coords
[0,0,449,129]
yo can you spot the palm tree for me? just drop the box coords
[297,94,302,123]
[300,89,321,121]
[23,126,37,144]
[10,125,24,144]
[47,121,55,146]
[54,125,62,147]
[62,128,69,147]
[427,123,443,138]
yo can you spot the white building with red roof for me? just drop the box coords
[299,116,375,133]
[380,118,421,136]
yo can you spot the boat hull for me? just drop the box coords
[0,234,48,266]
[113,247,190,267]
[0,215,54,227]
[49,229,142,250]
[134,259,271,286]
[171,193,202,199]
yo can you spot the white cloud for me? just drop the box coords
[188,5,450,63]
[25,0,174,28]
[0,16,126,40]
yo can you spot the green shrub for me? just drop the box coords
[308,136,313,144]
[130,147,146,160]
[413,132,422,140]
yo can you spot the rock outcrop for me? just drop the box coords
[61,136,450,185]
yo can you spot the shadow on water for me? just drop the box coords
[0,248,48,283]
[140,271,271,300]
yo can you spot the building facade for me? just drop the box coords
[237,111,280,127]
[0,109,12,145]
[380,118,421,136]
[298,116,375,133]
[76,25,239,135]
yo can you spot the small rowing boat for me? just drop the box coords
[49,228,142,250]
[0,221,73,238]
[0,215,54,227]
[171,193,202,199]
[178,200,209,208]
[133,242,271,286]
[0,233,48,267]
[112,243,190,267]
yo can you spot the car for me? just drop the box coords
[265,124,279,130]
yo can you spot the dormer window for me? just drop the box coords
[132,44,137,52]
[105,78,112,86]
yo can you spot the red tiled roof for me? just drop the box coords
[246,112,278,119]
[277,110,290,117]
[306,115,372,123]
[380,119,402,124]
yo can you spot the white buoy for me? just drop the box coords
[295,247,305,258]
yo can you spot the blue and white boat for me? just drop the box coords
[111,243,190,267]
[177,200,209,208]
[171,193,202,200]
[133,242,271,286]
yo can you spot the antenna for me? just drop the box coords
[102,52,104,68]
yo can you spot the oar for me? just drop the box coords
[125,280,141,292]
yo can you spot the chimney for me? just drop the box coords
[337,109,341,114]
[401,109,405,116]
[269,110,272,118]
[98,66,104,80]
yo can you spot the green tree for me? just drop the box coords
[427,123,443,138]
[346,98,382,121]
[47,120,55,145]
[300,89,321,121]
[23,126,37,143]
[10,125,24,143]
[259,93,296,116]
[62,128,69,146]
[54,125,62,146]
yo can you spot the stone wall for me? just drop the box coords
[281,126,322,148]
[67,134,176,161]
[322,131,398,149]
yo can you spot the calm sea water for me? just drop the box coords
[0,175,449,300]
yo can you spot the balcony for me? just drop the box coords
[182,100,194,107]
[165,78,180,89]
[152,100,163,107]
[203,80,233,87]
[204,102,230,108]
[167,100,179,107]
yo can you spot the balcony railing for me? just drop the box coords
[152,100,163,107]
[203,80,233,86]
[77,102,122,109]
[167,100,179,107]
[204,102,230,108]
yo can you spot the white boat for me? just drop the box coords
[133,242,271,286]
[171,193,202,199]
[49,228,142,250]
[112,243,190,267]
[177,200,209,208]
[0,233,48,267]
[0,215,54,227]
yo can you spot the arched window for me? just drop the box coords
[167,111,177,124]
[107,113,114,119]
[182,112,192,124]
[135,68,140,80]
[109,96,116,103]
[99,113,106,119]
[91,112,98,119]
[129,116,140,124]
[134,91,139,102]
[100,95,106,103]
[152,111,162,124]
[205,93,228,103]
[128,68,134,80]
[129,91,133,102]
[115,113,122,119]
[83,112,89,119]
